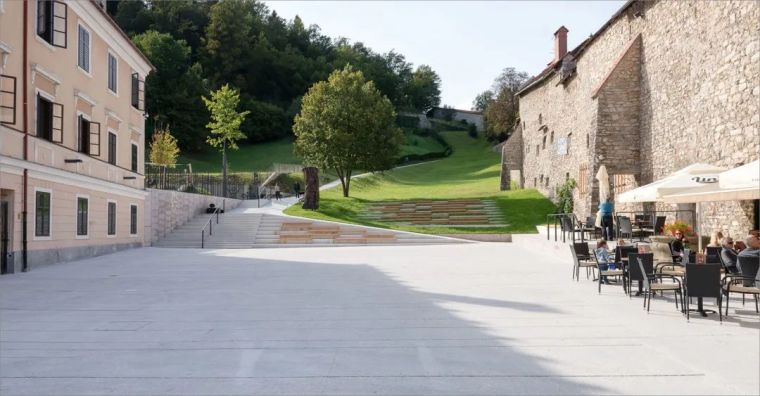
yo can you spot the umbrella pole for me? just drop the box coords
[696,203,702,253]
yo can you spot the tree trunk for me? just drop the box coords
[302,167,319,210]
[222,141,228,198]
[343,170,352,197]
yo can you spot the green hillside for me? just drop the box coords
[284,131,555,234]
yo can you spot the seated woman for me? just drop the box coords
[595,239,615,284]
[708,231,723,247]
[671,230,686,261]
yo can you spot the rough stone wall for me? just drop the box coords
[516,0,759,236]
[145,189,242,245]
[500,125,524,190]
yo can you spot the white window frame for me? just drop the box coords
[129,204,139,237]
[34,87,56,142]
[33,187,53,241]
[107,49,118,96]
[106,199,117,238]
[107,128,118,166]
[76,22,92,77]
[34,0,56,52]
[76,110,91,154]
[129,139,138,173]
[75,194,89,239]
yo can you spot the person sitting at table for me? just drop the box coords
[737,234,760,285]
[595,239,615,284]
[720,237,739,274]
[734,240,747,252]
[671,230,686,261]
[708,231,723,247]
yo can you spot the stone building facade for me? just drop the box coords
[504,0,759,238]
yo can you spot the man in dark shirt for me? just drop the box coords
[737,235,760,285]
[720,237,739,273]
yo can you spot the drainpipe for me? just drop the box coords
[21,0,29,271]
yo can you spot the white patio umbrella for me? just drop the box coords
[616,163,726,253]
[616,163,726,203]
[594,165,610,228]
[663,160,760,203]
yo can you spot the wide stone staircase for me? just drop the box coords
[154,200,466,248]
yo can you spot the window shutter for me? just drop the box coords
[131,73,139,108]
[89,121,101,157]
[78,27,89,72]
[51,0,67,48]
[51,101,63,143]
[0,74,16,125]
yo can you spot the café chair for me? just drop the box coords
[638,257,683,313]
[684,263,722,322]
[570,243,596,281]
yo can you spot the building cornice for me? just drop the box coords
[1,155,148,200]
[75,90,98,107]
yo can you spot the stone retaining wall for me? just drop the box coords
[145,189,242,245]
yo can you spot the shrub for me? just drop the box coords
[467,124,478,138]
[555,178,577,214]
[242,99,290,143]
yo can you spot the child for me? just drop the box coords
[595,239,615,284]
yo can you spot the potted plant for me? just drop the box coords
[662,220,698,246]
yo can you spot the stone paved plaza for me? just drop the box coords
[1,243,758,395]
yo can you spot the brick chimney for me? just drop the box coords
[554,26,569,63]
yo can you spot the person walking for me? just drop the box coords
[293,182,301,199]
[599,198,614,240]
[274,183,281,201]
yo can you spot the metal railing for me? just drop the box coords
[546,213,573,243]
[200,206,221,248]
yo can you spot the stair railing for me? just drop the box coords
[201,206,221,248]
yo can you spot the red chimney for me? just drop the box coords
[554,26,568,63]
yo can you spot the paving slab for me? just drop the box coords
[0,243,758,395]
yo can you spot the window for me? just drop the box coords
[107,201,116,236]
[76,197,88,236]
[131,73,144,110]
[533,178,537,187]
[550,131,554,143]
[78,115,90,153]
[36,94,62,143]
[578,164,588,194]
[130,205,138,235]
[107,52,117,93]
[546,177,550,188]
[0,74,16,125]
[35,190,51,237]
[108,132,116,165]
[36,0,66,48]
[77,25,90,73]
[535,145,539,157]
[542,135,546,150]
[586,133,589,148]
[567,133,572,152]
[131,143,138,172]
[538,113,542,124]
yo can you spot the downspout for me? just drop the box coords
[21,0,29,271]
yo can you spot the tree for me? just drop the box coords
[203,0,255,88]
[294,66,403,197]
[472,90,494,112]
[483,67,529,142]
[406,65,441,112]
[202,84,250,196]
[132,30,208,151]
[149,127,180,167]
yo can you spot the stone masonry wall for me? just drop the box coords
[501,125,523,190]
[517,0,759,236]
[145,189,242,245]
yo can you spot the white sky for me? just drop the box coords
[264,0,625,110]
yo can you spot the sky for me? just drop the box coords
[264,1,625,110]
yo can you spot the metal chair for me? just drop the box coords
[638,257,683,313]
[684,263,722,322]
[616,216,633,241]
[721,256,759,316]
[704,246,722,265]
[570,243,596,281]
[642,216,666,236]
[582,216,600,239]
[593,247,625,294]
[560,215,585,243]
[627,253,653,297]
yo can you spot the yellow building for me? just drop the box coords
[0,0,154,273]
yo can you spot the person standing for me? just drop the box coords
[599,198,614,240]
[274,183,281,200]
[293,182,301,199]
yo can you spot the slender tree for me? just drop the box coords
[202,84,250,196]
[294,66,403,197]
[148,126,180,167]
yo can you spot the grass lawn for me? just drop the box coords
[178,139,300,173]
[284,131,556,234]
[180,133,446,173]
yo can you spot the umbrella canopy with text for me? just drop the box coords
[663,160,759,203]
[616,163,726,203]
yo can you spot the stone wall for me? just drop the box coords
[500,125,524,190]
[515,0,759,236]
[145,189,242,245]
